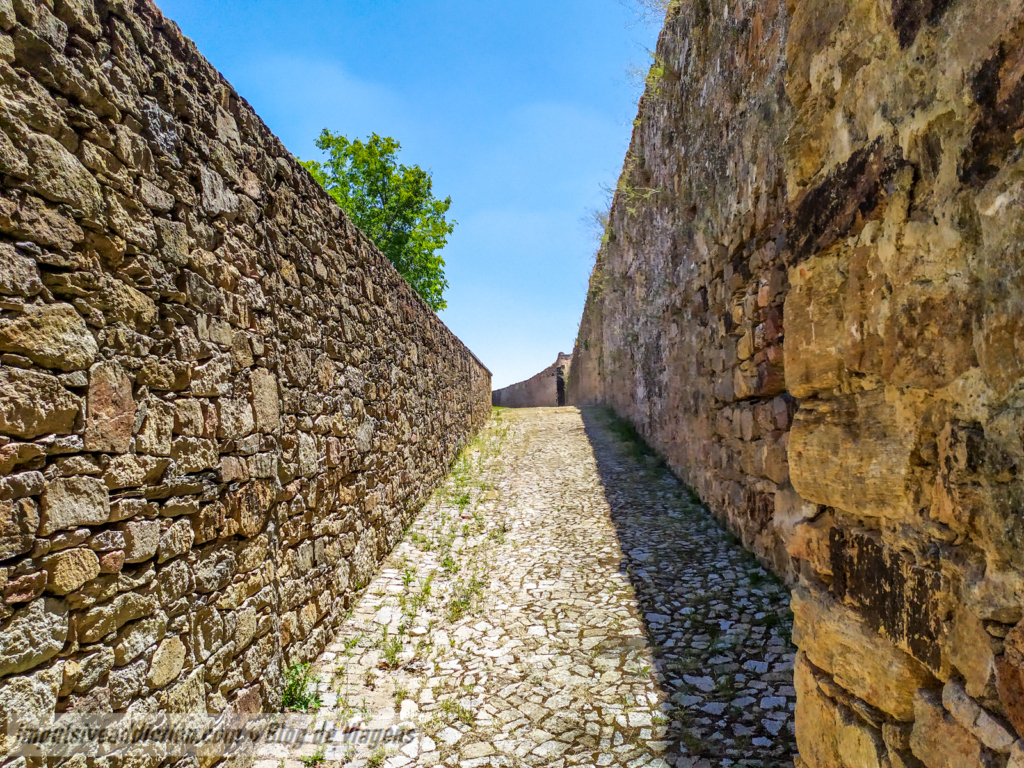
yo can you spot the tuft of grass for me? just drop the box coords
[300,747,326,768]
[440,698,475,725]
[381,634,403,669]
[282,663,322,713]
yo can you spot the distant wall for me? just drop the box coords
[0,0,490,727]
[570,0,1024,764]
[492,353,571,408]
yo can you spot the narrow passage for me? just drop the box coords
[273,407,796,768]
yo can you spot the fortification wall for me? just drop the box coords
[491,353,571,408]
[570,0,1024,763]
[0,0,490,726]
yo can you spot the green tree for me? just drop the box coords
[302,131,455,311]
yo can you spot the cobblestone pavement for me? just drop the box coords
[268,407,797,768]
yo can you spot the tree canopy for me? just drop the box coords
[302,131,455,311]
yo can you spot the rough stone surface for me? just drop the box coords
[568,0,1024,760]
[0,0,489,723]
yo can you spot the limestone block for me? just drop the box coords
[945,606,997,698]
[794,651,842,767]
[108,659,146,709]
[191,355,231,397]
[84,361,135,453]
[0,367,79,439]
[225,479,275,538]
[791,586,935,720]
[3,570,45,603]
[836,707,886,768]
[789,389,915,520]
[161,667,206,713]
[0,597,67,676]
[172,399,205,436]
[943,679,1016,753]
[784,253,847,398]
[73,646,114,693]
[251,367,279,432]
[0,303,96,371]
[39,476,110,535]
[119,519,160,563]
[113,614,168,665]
[0,245,41,296]
[0,497,37,560]
[0,664,62,753]
[77,591,159,642]
[42,547,99,594]
[170,437,218,473]
[146,635,185,689]
[218,396,255,439]
[881,284,978,389]
[102,454,169,489]
[136,398,174,456]
[21,131,102,218]
[156,518,194,563]
[910,689,990,768]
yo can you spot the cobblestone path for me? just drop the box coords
[274,407,796,768]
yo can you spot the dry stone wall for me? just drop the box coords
[0,0,490,731]
[491,352,571,408]
[570,0,1024,764]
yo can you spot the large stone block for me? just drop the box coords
[39,476,110,535]
[789,389,916,520]
[784,253,847,398]
[84,361,135,453]
[791,586,935,720]
[0,597,67,676]
[0,367,78,439]
[0,303,97,371]
[909,689,991,768]
[830,528,947,671]
[41,547,99,595]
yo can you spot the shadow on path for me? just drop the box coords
[579,406,798,767]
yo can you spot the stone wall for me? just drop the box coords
[0,0,490,730]
[491,352,571,408]
[569,0,1024,764]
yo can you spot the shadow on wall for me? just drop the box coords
[579,406,797,764]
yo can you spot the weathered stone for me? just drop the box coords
[97,549,124,573]
[39,476,110,535]
[792,586,935,720]
[42,547,99,594]
[3,570,45,602]
[77,591,159,643]
[119,519,160,563]
[113,614,167,666]
[0,244,42,296]
[0,367,78,439]
[156,518,193,563]
[0,597,67,676]
[84,361,135,453]
[217,396,255,440]
[146,635,184,689]
[0,496,37,560]
[789,390,916,520]
[21,131,102,218]
[191,355,230,397]
[136,398,173,456]
[910,689,990,768]
[0,303,97,372]
[250,367,279,432]
[0,663,62,752]
[170,436,218,473]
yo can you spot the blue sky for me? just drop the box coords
[157,0,659,388]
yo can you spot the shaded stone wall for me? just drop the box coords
[0,0,490,727]
[491,352,571,408]
[570,0,1024,763]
